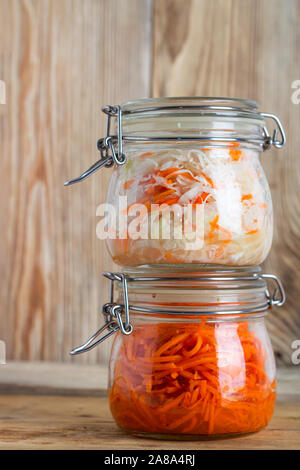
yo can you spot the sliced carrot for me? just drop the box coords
[200,172,214,187]
[208,215,219,239]
[230,149,242,161]
[241,193,253,202]
[140,152,154,159]
[152,189,176,203]
[145,186,156,195]
[195,192,211,203]
[159,167,180,177]
[123,179,135,190]
[159,197,179,206]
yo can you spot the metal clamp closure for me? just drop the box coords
[64,103,286,186]
[69,272,132,356]
[64,106,125,186]
[258,273,286,307]
[70,270,286,355]
[260,113,287,150]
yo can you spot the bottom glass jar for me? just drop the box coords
[109,316,276,438]
[71,265,285,439]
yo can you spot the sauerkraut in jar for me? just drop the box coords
[106,143,273,266]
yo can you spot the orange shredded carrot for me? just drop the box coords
[161,197,180,206]
[159,167,181,177]
[123,179,135,190]
[230,149,242,161]
[241,194,253,202]
[208,215,232,244]
[152,189,176,203]
[200,172,214,187]
[208,215,219,239]
[124,164,216,225]
[109,320,276,436]
[139,152,154,159]
[194,192,211,204]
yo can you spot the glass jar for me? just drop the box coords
[65,97,286,268]
[70,265,285,439]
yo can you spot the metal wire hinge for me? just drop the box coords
[64,106,125,186]
[260,113,286,150]
[258,273,286,307]
[69,272,132,355]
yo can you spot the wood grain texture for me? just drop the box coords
[0,0,299,367]
[0,389,299,449]
[0,0,152,363]
[0,361,108,395]
[153,0,300,365]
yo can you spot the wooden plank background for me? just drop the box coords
[0,0,299,366]
[0,0,152,365]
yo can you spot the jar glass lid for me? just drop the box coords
[69,266,285,356]
[122,264,266,290]
[121,96,260,120]
[64,97,286,186]
[112,265,285,314]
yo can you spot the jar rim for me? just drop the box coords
[118,96,268,152]
[115,265,270,315]
[121,96,260,117]
[69,269,285,355]
[64,99,286,186]
[121,264,266,291]
[106,266,285,317]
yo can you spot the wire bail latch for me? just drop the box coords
[64,106,125,186]
[70,272,132,356]
[70,270,285,355]
[260,113,287,150]
[64,102,286,186]
[258,273,286,307]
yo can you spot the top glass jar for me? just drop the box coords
[65,97,286,267]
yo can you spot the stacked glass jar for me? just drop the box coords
[66,98,286,439]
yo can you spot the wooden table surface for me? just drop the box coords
[0,395,299,450]
[0,366,299,450]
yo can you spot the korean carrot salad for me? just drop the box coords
[109,319,276,436]
[106,146,273,266]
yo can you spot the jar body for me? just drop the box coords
[106,144,273,267]
[108,315,276,438]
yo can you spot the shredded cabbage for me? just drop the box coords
[106,147,273,266]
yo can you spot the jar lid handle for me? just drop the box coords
[260,113,287,150]
[64,104,287,186]
[69,318,119,355]
[64,105,126,186]
[69,272,133,355]
[258,273,286,307]
[69,270,286,355]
